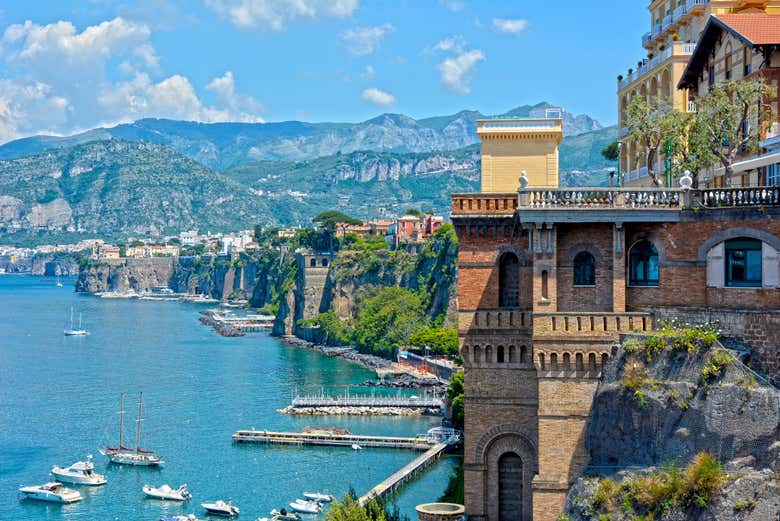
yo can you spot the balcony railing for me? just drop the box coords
[518,188,684,209]
[700,187,780,207]
[534,312,654,337]
[687,100,697,113]
[642,32,651,46]
[451,193,517,215]
[673,4,687,19]
[681,43,696,55]
[687,0,708,10]
[639,166,648,178]
[662,13,673,30]
[641,0,706,47]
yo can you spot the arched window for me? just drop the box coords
[497,346,505,363]
[725,238,762,287]
[573,251,595,286]
[322,258,329,267]
[309,258,316,267]
[498,453,524,521]
[499,252,520,308]
[629,240,659,286]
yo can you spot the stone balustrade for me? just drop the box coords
[451,193,517,215]
[699,187,780,208]
[518,188,684,209]
[533,312,654,337]
[459,308,532,331]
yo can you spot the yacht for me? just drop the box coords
[64,308,88,336]
[51,455,106,485]
[18,482,83,503]
[159,516,205,521]
[302,492,333,503]
[143,484,191,501]
[270,509,301,521]
[289,500,321,514]
[202,500,240,517]
[351,444,362,451]
[100,393,163,466]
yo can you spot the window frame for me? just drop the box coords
[724,239,762,288]
[572,251,596,287]
[628,240,660,287]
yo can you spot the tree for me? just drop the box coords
[408,327,458,356]
[352,287,427,357]
[446,371,464,430]
[404,207,423,217]
[691,78,776,186]
[600,140,620,162]
[625,96,681,186]
[313,210,362,253]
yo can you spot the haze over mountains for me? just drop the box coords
[0,102,616,244]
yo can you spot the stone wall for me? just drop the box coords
[556,223,614,312]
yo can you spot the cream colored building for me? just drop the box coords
[478,109,563,192]
[617,0,780,186]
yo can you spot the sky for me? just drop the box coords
[0,0,648,144]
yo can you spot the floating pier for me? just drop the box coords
[291,394,442,409]
[357,442,448,506]
[231,429,434,450]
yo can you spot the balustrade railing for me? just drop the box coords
[699,187,780,207]
[534,312,654,336]
[519,188,683,209]
[451,193,517,214]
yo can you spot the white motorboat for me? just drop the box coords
[271,508,302,521]
[101,392,163,466]
[64,308,88,336]
[351,444,362,451]
[51,455,106,485]
[289,500,321,514]
[19,482,83,503]
[202,500,240,517]
[302,492,333,503]
[144,483,191,501]
[159,516,204,521]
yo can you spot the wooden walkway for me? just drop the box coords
[231,430,434,450]
[357,442,448,506]
[291,395,442,408]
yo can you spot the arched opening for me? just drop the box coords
[649,77,658,99]
[499,252,520,308]
[485,345,493,364]
[321,258,329,267]
[576,353,584,371]
[588,353,597,370]
[601,353,610,367]
[629,240,659,286]
[725,238,762,287]
[473,346,481,364]
[573,251,596,286]
[550,353,559,370]
[497,346,505,363]
[498,453,524,521]
[538,353,546,370]
[462,345,470,363]
[508,346,516,363]
[309,258,316,267]
[563,353,571,371]
[520,345,527,363]
[541,270,549,300]
[661,68,671,100]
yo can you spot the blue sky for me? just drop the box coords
[0,0,647,143]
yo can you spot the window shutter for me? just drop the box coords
[706,242,724,288]
[762,243,780,289]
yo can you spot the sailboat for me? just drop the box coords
[100,393,163,466]
[56,276,64,287]
[64,308,88,336]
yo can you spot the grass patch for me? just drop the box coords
[701,349,734,385]
[624,323,719,361]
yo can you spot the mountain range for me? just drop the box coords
[0,102,616,244]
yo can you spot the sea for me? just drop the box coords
[0,275,457,521]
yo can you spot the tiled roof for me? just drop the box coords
[714,13,780,45]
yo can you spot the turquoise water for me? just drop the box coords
[0,276,456,521]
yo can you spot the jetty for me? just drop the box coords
[232,429,434,450]
[210,313,274,332]
[357,442,448,506]
[291,393,442,409]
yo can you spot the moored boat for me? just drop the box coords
[64,308,88,336]
[270,508,301,521]
[159,516,204,521]
[289,500,321,514]
[202,499,240,517]
[51,455,106,485]
[18,482,82,503]
[143,483,191,501]
[101,392,163,466]
[302,492,333,503]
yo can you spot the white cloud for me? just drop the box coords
[341,23,393,56]
[432,35,465,54]
[0,18,265,143]
[360,65,375,80]
[361,87,395,106]
[439,0,464,12]
[205,0,359,31]
[437,49,484,94]
[492,18,528,34]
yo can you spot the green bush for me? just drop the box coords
[352,287,428,357]
[701,349,734,385]
[408,327,458,356]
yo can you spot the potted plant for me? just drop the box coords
[628,68,634,75]
[648,52,655,59]
[659,44,666,51]
[618,74,624,81]
[672,33,680,41]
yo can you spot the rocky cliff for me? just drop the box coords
[76,258,176,293]
[562,333,780,521]
[0,252,81,276]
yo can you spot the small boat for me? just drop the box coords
[351,444,362,451]
[56,276,64,287]
[19,482,82,503]
[159,516,204,521]
[51,455,106,485]
[101,393,163,466]
[64,308,88,336]
[143,483,191,501]
[271,509,301,521]
[289,500,321,514]
[202,500,240,517]
[302,492,333,503]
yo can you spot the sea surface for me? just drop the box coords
[0,275,456,521]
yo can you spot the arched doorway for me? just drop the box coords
[498,453,524,521]
[498,252,520,307]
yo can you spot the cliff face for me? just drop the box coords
[562,335,780,521]
[76,258,176,293]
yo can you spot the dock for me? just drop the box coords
[291,393,442,409]
[357,442,448,506]
[231,429,434,450]
[206,312,274,332]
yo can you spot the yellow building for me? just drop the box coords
[478,108,563,192]
[617,0,780,186]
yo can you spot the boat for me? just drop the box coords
[302,492,333,503]
[159,516,205,521]
[56,276,64,287]
[202,500,240,517]
[289,500,321,514]
[143,483,191,501]
[51,454,106,485]
[351,444,362,451]
[100,393,163,466]
[270,509,301,521]
[64,308,88,336]
[18,482,83,503]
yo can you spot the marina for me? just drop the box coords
[232,429,437,450]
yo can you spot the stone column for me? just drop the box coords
[612,222,626,312]
[532,223,557,312]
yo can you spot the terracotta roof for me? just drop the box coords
[714,13,780,45]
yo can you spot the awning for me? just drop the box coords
[712,149,780,176]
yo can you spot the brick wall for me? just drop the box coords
[556,224,614,312]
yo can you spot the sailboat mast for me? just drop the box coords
[118,393,124,450]
[136,392,143,452]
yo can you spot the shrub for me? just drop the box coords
[408,327,458,356]
[592,478,620,511]
[734,499,756,511]
[683,453,725,507]
[621,362,649,393]
[701,349,734,385]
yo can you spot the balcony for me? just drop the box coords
[517,188,684,210]
[642,0,708,47]
[619,42,698,92]
[687,100,697,113]
[662,13,673,30]
[642,32,651,46]
[451,193,517,215]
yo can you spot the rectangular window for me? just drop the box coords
[744,48,752,76]
[725,240,762,287]
[708,65,715,90]
[767,164,780,187]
